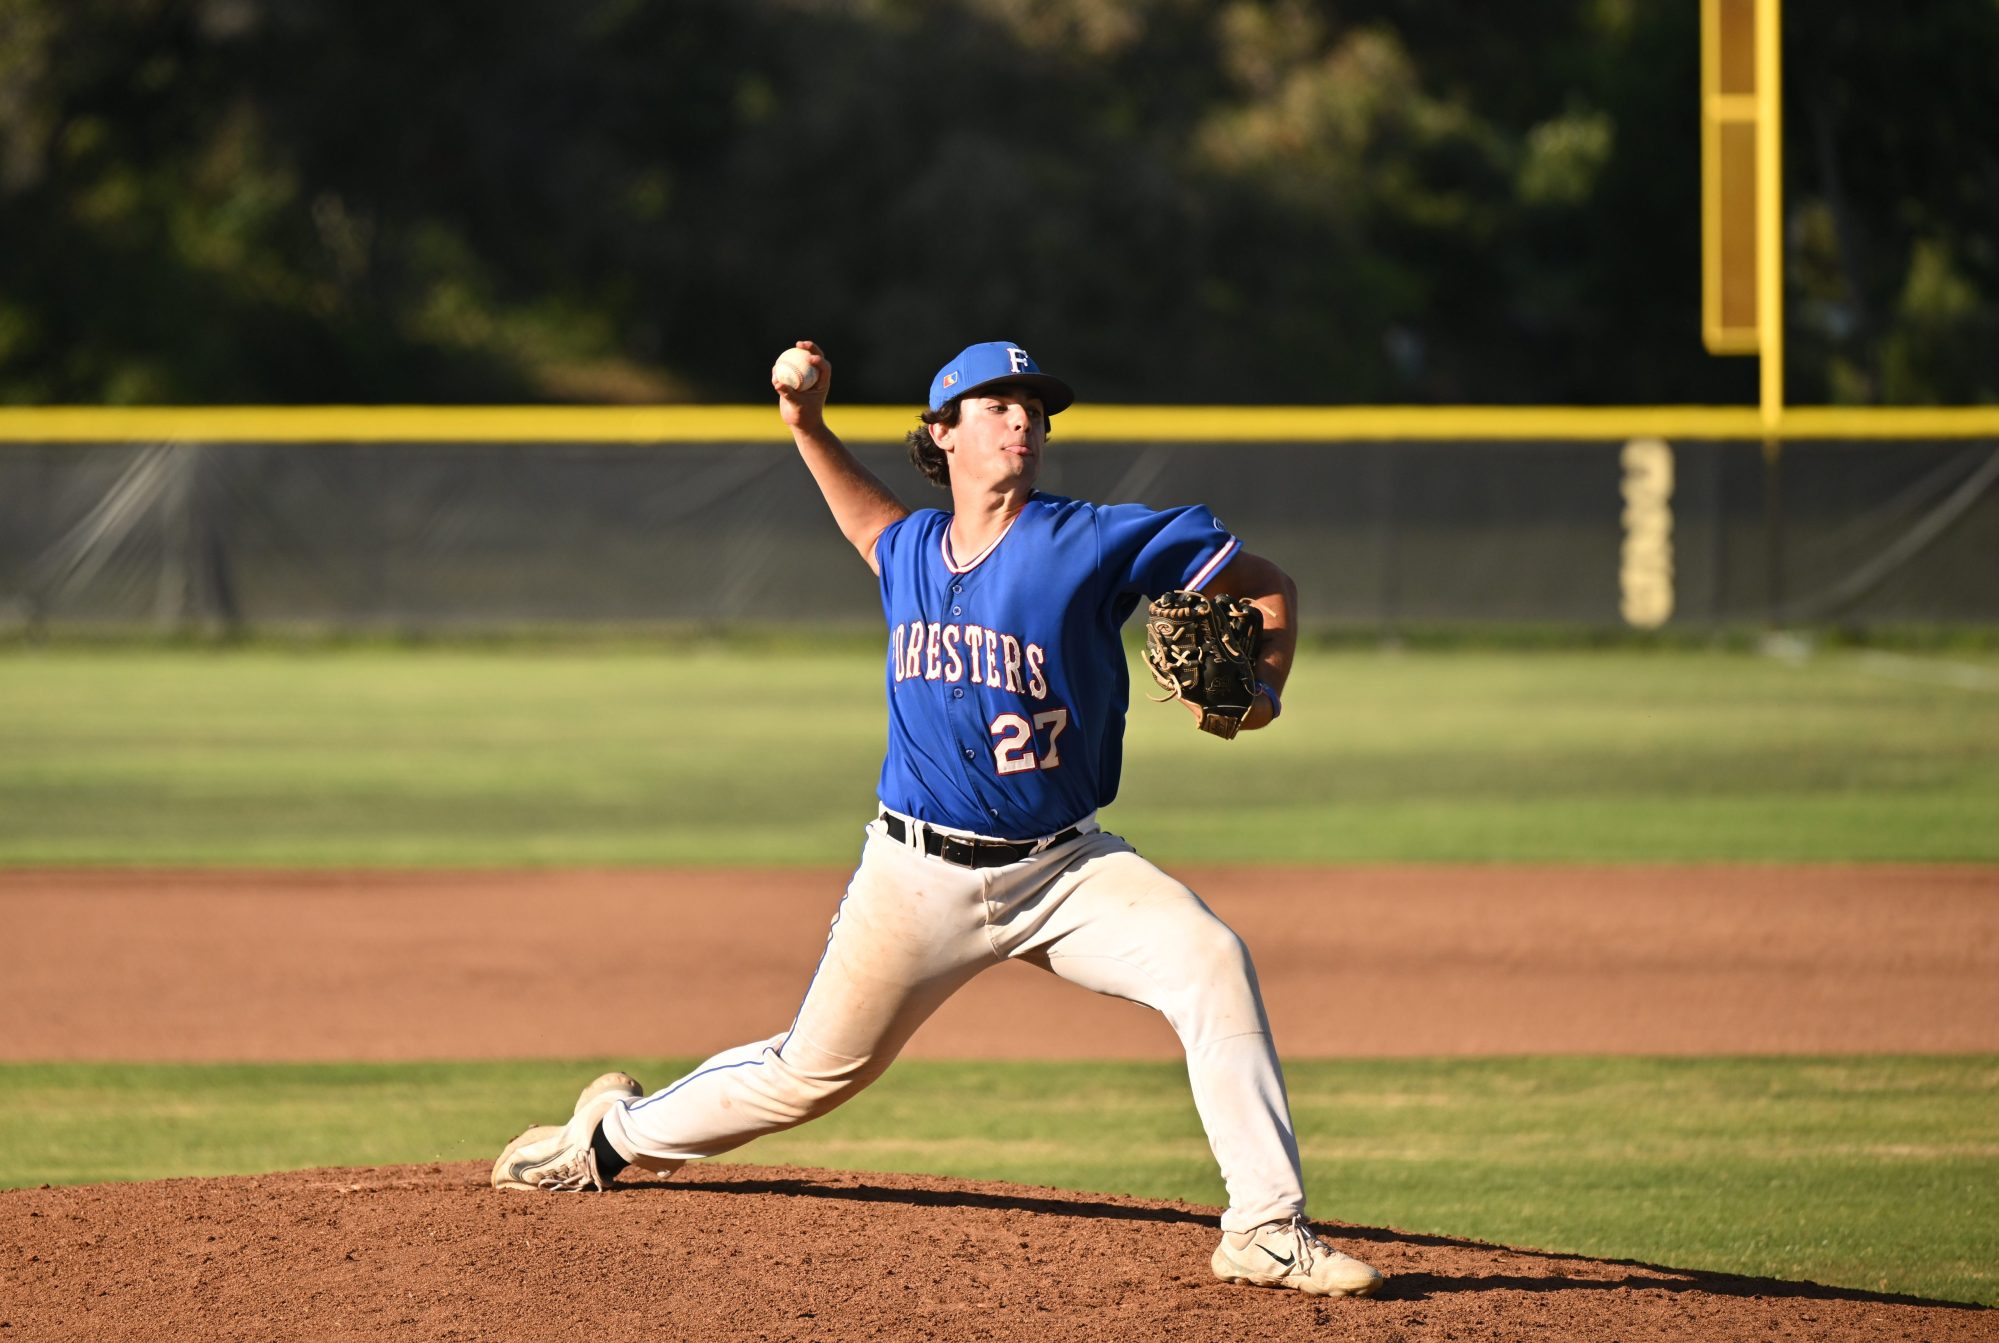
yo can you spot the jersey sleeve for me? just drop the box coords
[1096,502,1240,597]
[872,512,910,575]
[871,511,911,607]
[872,509,932,611]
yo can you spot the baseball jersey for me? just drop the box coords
[872,492,1239,839]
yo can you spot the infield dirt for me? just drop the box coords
[3,864,1996,1341]
[5,864,1996,1060]
[4,1161,1990,1342]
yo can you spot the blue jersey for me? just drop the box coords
[872,493,1239,839]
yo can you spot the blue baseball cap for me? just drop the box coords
[926,341,1075,415]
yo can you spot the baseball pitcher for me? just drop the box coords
[491,340,1384,1299]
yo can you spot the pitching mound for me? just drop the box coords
[4,1163,1985,1342]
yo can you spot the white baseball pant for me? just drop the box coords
[599,813,1309,1232]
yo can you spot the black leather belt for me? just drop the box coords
[879,812,1082,869]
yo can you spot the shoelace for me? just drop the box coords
[1279,1218,1329,1272]
[531,1148,597,1192]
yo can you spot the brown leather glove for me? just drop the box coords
[1142,590,1262,739]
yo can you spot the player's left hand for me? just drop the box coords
[1178,691,1276,731]
[1144,590,1265,739]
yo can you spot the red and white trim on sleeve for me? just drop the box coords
[1185,536,1240,591]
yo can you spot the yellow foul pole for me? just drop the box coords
[1756,0,1783,432]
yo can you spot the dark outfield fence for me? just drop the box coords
[1,409,1995,632]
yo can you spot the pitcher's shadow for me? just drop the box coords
[626,1171,1980,1312]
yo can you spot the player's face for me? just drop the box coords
[934,387,1048,491]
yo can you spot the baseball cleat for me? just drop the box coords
[1211,1217,1385,1297]
[490,1071,645,1193]
[574,1071,645,1110]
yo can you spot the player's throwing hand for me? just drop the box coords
[771,340,831,428]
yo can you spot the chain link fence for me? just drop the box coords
[3,436,1995,633]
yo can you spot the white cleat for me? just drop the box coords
[574,1071,645,1110]
[1212,1217,1385,1297]
[490,1071,645,1192]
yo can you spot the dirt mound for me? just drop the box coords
[3,1163,1985,1342]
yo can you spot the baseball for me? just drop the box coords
[772,347,818,392]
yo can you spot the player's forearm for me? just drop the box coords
[790,419,909,571]
[1210,550,1297,730]
[1247,575,1297,700]
[771,340,908,571]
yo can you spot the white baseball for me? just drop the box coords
[772,347,818,392]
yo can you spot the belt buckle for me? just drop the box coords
[939,836,979,867]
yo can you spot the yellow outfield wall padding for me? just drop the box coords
[0,404,1994,444]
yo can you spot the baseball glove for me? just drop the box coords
[1142,591,1263,739]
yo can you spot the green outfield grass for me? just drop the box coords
[2,642,1996,864]
[5,646,1992,1308]
[1,1056,1992,1306]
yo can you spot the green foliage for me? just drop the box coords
[2,1056,1992,1305]
[1,643,1996,865]
[1787,6,1999,405]
[0,1,1992,406]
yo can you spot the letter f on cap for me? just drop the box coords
[926,340,1076,414]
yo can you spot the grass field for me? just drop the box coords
[2,1056,1992,1306]
[4,641,1994,1309]
[2,642,1996,864]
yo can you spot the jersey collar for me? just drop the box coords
[941,496,1033,575]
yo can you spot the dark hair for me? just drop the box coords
[902,386,1052,492]
[904,404,957,491]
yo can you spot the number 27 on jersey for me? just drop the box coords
[990,707,1069,775]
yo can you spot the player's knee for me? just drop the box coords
[1160,922,1266,1036]
[1184,920,1255,987]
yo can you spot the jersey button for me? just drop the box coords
[951,688,964,699]
[963,748,976,760]
[951,606,961,616]
[952,584,963,593]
